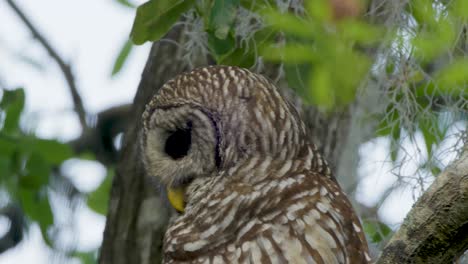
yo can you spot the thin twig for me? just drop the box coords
[6,0,88,129]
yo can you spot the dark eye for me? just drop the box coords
[165,122,192,159]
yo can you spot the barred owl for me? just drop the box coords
[142,66,370,263]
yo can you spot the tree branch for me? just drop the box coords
[6,0,88,129]
[377,143,468,263]
[0,204,24,254]
[70,104,131,165]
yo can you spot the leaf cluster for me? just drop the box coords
[0,88,112,263]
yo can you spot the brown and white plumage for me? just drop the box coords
[142,66,370,263]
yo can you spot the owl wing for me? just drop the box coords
[216,171,370,264]
[164,171,369,264]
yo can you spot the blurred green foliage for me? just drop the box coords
[115,0,136,9]
[0,87,113,262]
[111,39,134,76]
[261,0,385,109]
[0,88,71,245]
[87,169,113,215]
[72,251,98,264]
[363,220,392,244]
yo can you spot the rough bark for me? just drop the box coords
[99,24,355,263]
[99,25,195,264]
[377,145,468,264]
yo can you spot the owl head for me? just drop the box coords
[141,66,310,211]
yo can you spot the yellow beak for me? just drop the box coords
[166,187,186,213]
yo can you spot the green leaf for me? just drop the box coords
[421,161,442,177]
[451,0,468,19]
[225,27,275,66]
[218,47,255,68]
[19,188,53,243]
[262,9,314,39]
[414,82,434,109]
[412,19,455,60]
[389,134,400,163]
[435,58,468,90]
[326,48,369,106]
[87,170,114,215]
[284,64,311,94]
[78,151,97,161]
[375,107,400,138]
[28,138,73,165]
[338,20,384,45]
[429,163,442,176]
[419,117,440,156]
[375,106,401,162]
[252,27,276,48]
[304,0,332,22]
[130,0,195,45]
[363,220,392,243]
[111,39,133,76]
[20,153,50,189]
[240,0,274,12]
[261,43,318,63]
[0,136,18,156]
[0,155,11,181]
[72,251,97,264]
[307,67,334,109]
[116,0,136,8]
[409,0,437,27]
[0,88,25,133]
[207,31,236,61]
[208,0,240,39]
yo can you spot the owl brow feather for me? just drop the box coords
[199,109,222,169]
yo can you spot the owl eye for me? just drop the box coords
[165,122,192,159]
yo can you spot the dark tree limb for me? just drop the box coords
[6,0,88,129]
[70,104,132,165]
[377,143,468,264]
[0,204,24,254]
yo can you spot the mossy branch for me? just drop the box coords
[377,143,468,263]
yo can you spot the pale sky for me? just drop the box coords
[0,0,465,263]
[1,0,148,262]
